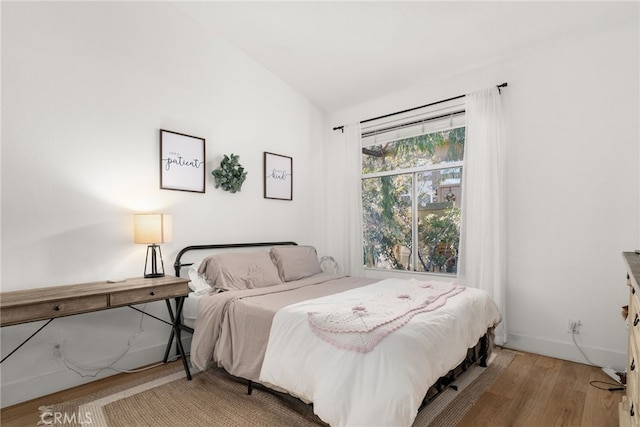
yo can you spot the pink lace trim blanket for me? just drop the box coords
[307,280,465,353]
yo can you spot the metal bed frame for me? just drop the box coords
[172,241,490,412]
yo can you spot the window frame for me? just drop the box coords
[361,116,465,275]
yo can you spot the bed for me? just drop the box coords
[175,242,501,427]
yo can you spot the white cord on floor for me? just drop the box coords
[59,304,182,377]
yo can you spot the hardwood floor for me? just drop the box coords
[457,350,621,427]
[1,350,621,426]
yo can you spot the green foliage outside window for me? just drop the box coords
[362,127,464,274]
[418,207,460,273]
[362,127,465,173]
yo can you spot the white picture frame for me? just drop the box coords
[263,152,293,200]
[160,129,206,193]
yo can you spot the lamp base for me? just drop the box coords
[144,244,165,278]
[144,272,165,279]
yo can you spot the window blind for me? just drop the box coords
[361,98,465,147]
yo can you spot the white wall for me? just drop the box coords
[0,2,326,406]
[329,18,639,370]
[2,0,638,409]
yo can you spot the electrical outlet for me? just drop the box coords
[567,319,581,334]
[52,342,63,358]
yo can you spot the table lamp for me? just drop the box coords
[134,213,172,278]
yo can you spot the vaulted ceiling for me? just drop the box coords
[172,1,637,113]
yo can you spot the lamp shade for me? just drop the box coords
[133,214,172,244]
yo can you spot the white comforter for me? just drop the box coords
[259,278,501,427]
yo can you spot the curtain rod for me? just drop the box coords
[332,82,508,133]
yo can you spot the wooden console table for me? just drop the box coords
[0,275,193,379]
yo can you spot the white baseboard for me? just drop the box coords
[1,337,191,408]
[3,332,625,408]
[505,332,626,371]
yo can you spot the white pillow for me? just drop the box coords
[187,260,212,296]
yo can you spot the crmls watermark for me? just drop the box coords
[39,408,93,425]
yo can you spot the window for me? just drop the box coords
[361,105,465,275]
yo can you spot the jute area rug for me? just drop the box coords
[40,348,516,427]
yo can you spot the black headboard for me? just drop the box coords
[173,241,297,277]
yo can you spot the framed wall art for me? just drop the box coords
[160,129,205,193]
[263,152,293,200]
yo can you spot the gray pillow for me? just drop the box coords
[197,252,282,291]
[270,245,322,282]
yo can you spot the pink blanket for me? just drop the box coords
[307,280,465,353]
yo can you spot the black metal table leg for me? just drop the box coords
[164,296,192,380]
[0,318,54,364]
[163,299,176,363]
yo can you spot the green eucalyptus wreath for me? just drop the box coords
[212,153,247,193]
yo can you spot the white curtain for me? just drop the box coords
[458,87,507,345]
[343,123,364,276]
